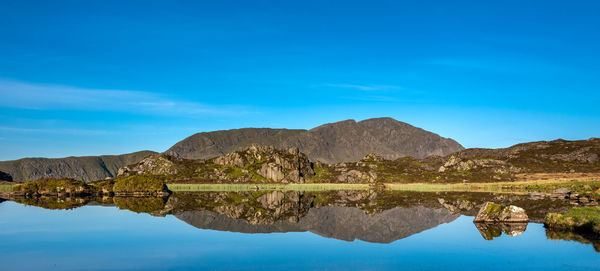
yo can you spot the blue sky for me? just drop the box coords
[1,0,599,160]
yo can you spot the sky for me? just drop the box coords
[0,0,599,160]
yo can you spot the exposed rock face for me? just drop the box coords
[214,146,315,183]
[0,170,12,182]
[165,118,464,163]
[117,154,178,177]
[438,156,517,174]
[0,151,156,182]
[474,202,529,222]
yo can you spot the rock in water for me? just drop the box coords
[473,202,528,223]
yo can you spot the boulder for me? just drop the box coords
[473,202,528,223]
[550,188,571,199]
[528,192,546,200]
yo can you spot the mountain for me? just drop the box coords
[0,151,156,183]
[165,117,464,163]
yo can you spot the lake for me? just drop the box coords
[1,190,599,270]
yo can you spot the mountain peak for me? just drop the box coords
[166,118,464,163]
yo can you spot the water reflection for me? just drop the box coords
[474,222,528,240]
[2,190,598,250]
[546,229,600,252]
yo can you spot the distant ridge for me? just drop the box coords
[0,151,156,182]
[165,117,464,163]
[0,117,463,182]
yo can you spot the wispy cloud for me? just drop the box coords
[324,84,403,91]
[0,79,248,116]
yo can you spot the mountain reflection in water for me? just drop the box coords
[2,190,600,250]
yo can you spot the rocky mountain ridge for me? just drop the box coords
[0,151,156,182]
[165,117,464,163]
[0,118,463,183]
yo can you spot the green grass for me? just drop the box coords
[167,183,370,192]
[546,206,600,234]
[385,180,600,194]
[384,183,508,193]
[0,184,14,192]
[168,179,600,193]
[113,175,166,192]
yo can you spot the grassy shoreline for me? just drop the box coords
[0,184,13,192]
[168,178,600,193]
[167,183,371,192]
[3,176,600,194]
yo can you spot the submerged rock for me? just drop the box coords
[473,202,528,223]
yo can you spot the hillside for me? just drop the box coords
[165,117,464,163]
[0,151,156,182]
[120,138,600,184]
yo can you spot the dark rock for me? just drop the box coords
[0,170,12,182]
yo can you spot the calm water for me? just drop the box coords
[1,191,599,270]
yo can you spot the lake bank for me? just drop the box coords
[3,175,600,195]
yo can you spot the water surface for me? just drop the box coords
[0,191,599,270]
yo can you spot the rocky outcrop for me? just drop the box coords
[443,138,600,175]
[473,202,529,222]
[11,178,95,197]
[117,154,178,177]
[214,146,315,183]
[0,151,156,182]
[438,156,518,174]
[165,117,464,163]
